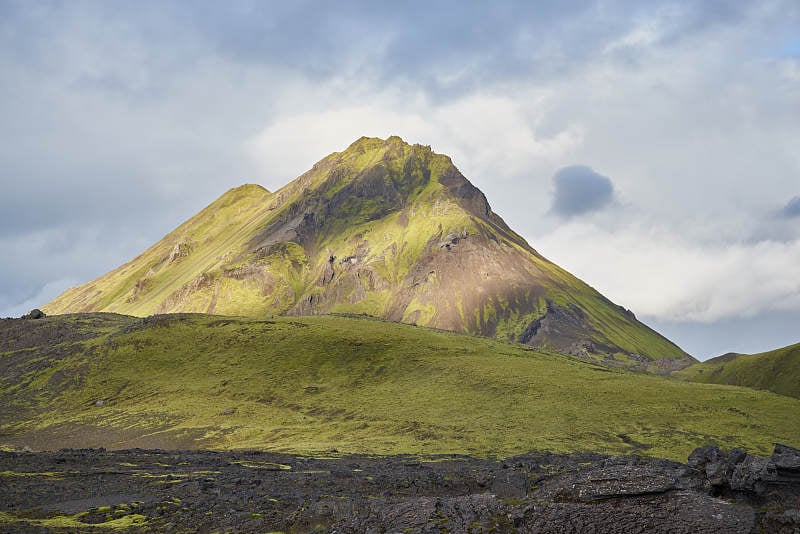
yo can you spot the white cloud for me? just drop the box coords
[246,93,584,193]
[245,106,431,189]
[536,221,800,323]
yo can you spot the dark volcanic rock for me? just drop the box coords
[689,443,800,505]
[0,445,797,533]
[22,308,45,319]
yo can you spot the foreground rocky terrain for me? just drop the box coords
[1,444,798,533]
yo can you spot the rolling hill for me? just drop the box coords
[1,313,797,461]
[675,341,800,399]
[42,136,690,369]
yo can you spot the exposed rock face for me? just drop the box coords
[42,136,691,367]
[519,300,604,353]
[688,443,800,503]
[1,444,797,533]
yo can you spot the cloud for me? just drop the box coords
[536,221,800,324]
[781,196,800,218]
[549,166,615,218]
[0,278,78,319]
[246,107,431,189]
[0,224,174,318]
[246,94,583,194]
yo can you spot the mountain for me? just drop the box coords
[674,342,800,399]
[2,313,796,460]
[43,136,691,369]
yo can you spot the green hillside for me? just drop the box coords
[1,313,796,461]
[675,342,800,399]
[42,136,690,368]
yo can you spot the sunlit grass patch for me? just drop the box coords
[1,313,797,461]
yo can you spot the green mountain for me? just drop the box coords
[43,136,690,369]
[1,313,797,460]
[675,342,800,399]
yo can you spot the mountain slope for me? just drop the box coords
[674,342,800,398]
[1,313,796,460]
[43,136,690,368]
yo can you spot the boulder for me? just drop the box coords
[22,309,46,319]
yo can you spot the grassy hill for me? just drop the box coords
[674,342,800,399]
[42,136,690,368]
[1,313,796,461]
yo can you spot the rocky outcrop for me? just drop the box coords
[168,241,194,263]
[688,443,800,504]
[1,444,797,533]
[520,300,601,351]
[22,308,45,319]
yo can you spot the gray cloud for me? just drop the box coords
[0,1,750,103]
[782,196,800,218]
[747,196,800,243]
[550,166,615,218]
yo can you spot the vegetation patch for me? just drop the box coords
[675,342,800,399]
[1,313,798,461]
[0,511,147,530]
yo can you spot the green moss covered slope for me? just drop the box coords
[1,314,796,460]
[43,136,691,368]
[675,342,800,399]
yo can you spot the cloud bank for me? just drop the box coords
[536,222,800,324]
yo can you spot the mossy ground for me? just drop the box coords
[0,511,148,530]
[675,342,800,399]
[1,313,797,462]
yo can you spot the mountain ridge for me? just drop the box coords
[43,136,691,369]
[675,341,800,398]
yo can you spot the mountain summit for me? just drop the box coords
[44,136,690,368]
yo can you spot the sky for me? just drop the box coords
[1,1,798,360]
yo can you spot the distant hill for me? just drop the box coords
[42,136,690,369]
[674,342,800,398]
[1,313,796,460]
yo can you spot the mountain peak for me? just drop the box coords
[335,135,437,174]
[344,134,412,151]
[341,134,426,154]
[300,136,493,226]
[44,138,691,369]
[215,183,272,204]
[331,136,447,182]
